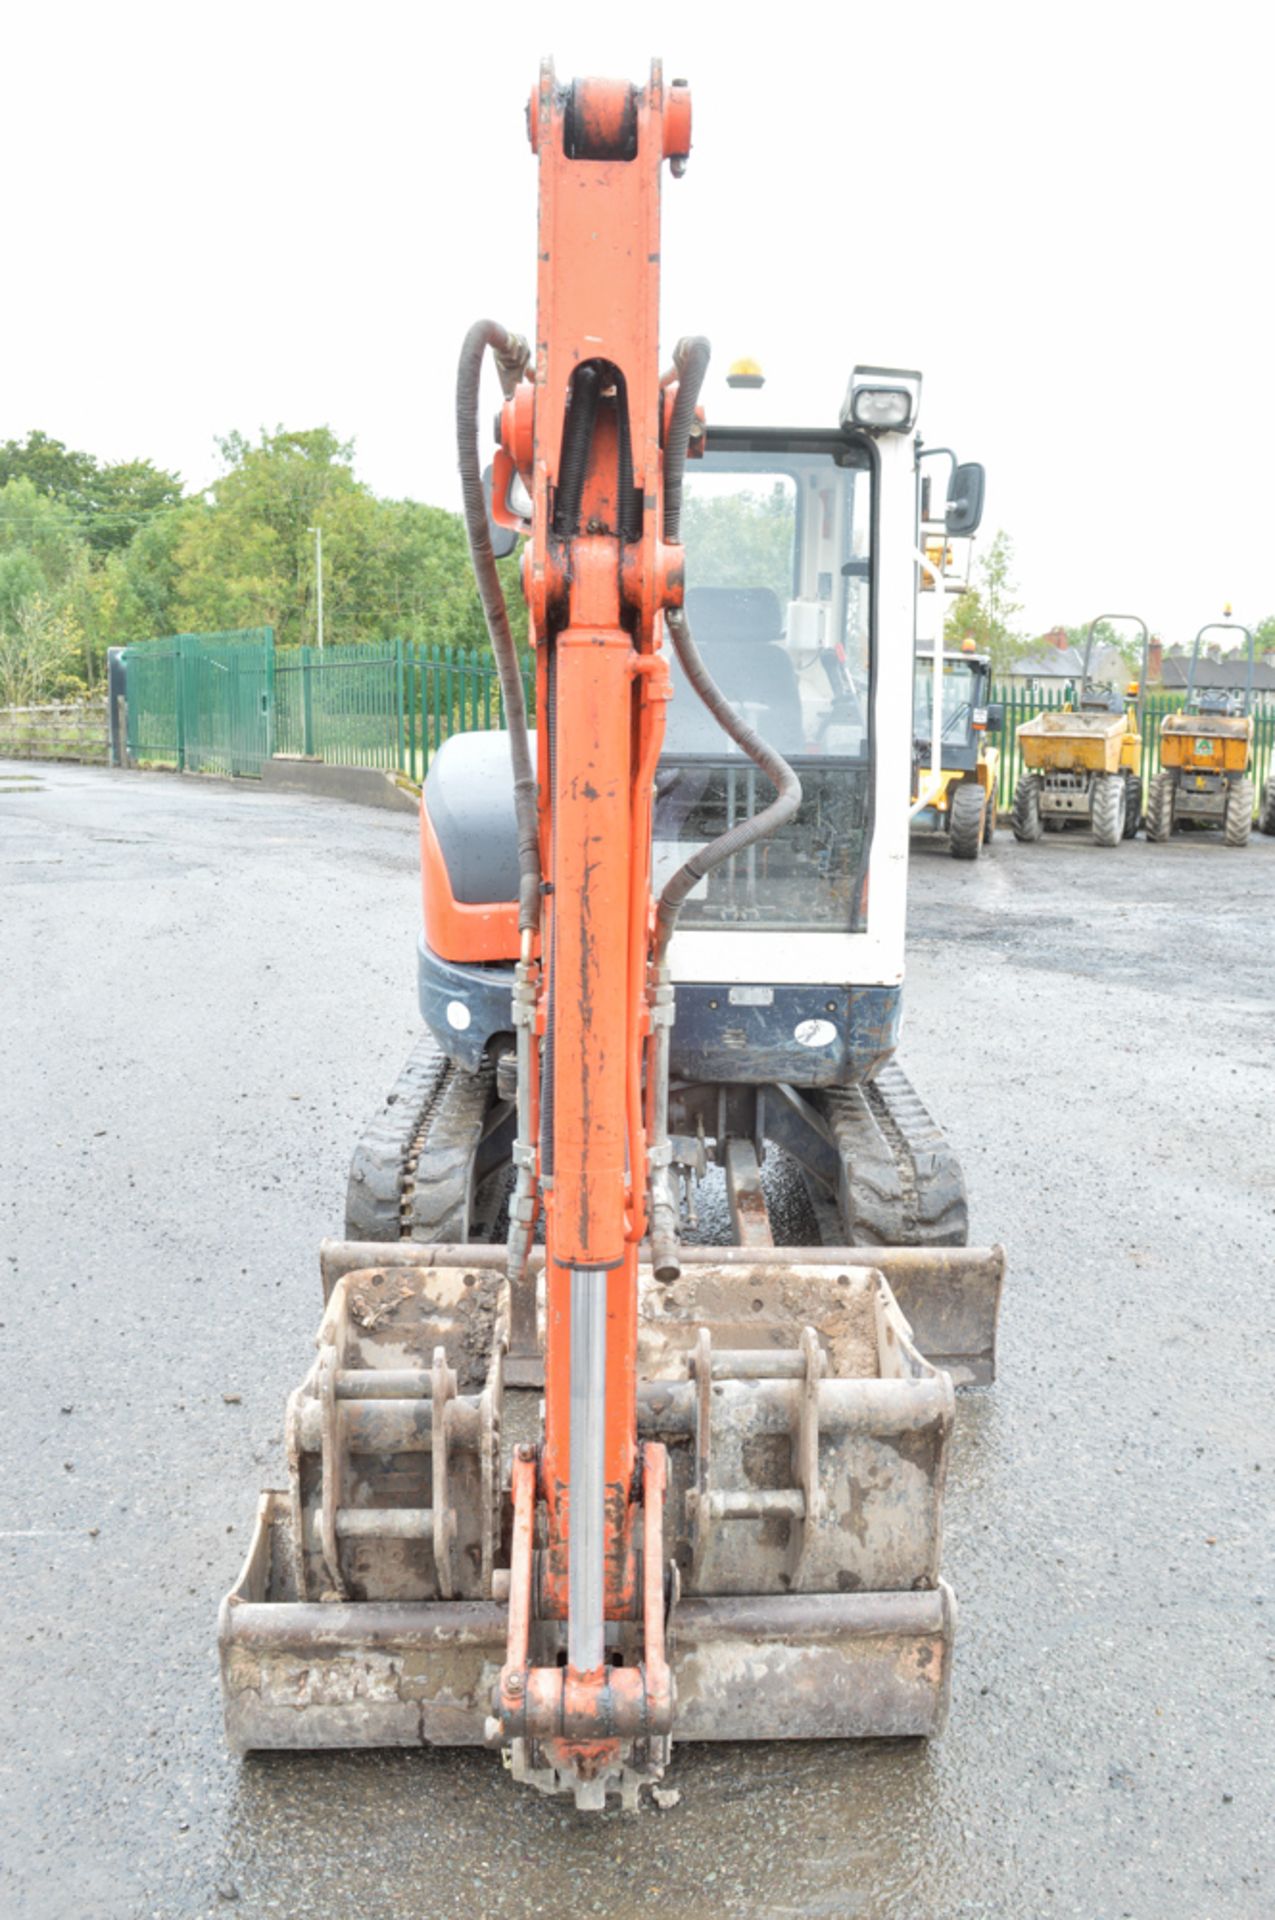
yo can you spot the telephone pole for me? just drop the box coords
[308,525,324,650]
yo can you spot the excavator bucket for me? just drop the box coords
[220,1252,958,1780]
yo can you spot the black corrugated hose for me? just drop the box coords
[456,319,540,935]
[655,338,803,959]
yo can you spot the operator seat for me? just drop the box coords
[662,586,806,757]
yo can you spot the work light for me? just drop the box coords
[841,366,921,434]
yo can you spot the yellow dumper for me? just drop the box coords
[1147,621,1256,847]
[1012,614,1147,846]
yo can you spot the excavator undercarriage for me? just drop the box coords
[343,1040,998,1385]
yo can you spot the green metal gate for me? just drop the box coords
[180,634,273,775]
[123,629,274,773]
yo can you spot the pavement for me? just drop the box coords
[2,760,1272,1920]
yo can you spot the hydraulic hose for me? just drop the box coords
[662,335,710,543]
[653,334,803,959]
[456,319,539,933]
[655,607,803,958]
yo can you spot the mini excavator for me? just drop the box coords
[219,60,1004,1810]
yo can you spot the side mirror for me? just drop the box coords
[482,464,520,560]
[983,701,1004,734]
[945,462,986,537]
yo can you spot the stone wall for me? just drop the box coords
[0,700,110,764]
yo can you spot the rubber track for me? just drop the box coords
[401,1051,499,1242]
[344,1033,450,1242]
[815,1063,968,1249]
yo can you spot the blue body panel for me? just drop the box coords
[417,937,900,1089]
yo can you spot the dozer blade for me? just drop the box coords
[318,1236,1006,1386]
[220,1256,958,1777]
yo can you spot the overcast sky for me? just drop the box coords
[6,0,1272,638]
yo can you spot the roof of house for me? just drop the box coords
[1007,641,1131,681]
[1155,653,1275,691]
[1007,644,1086,678]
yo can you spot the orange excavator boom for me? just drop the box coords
[473,60,691,1802]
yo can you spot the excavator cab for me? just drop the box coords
[655,436,873,933]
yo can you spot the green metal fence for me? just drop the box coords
[403,642,536,782]
[990,684,1275,818]
[120,634,1273,817]
[122,630,535,785]
[271,641,536,780]
[275,644,403,770]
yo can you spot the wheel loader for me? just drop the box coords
[1012,614,1149,844]
[911,641,1002,858]
[219,60,1005,1810]
[1146,620,1256,846]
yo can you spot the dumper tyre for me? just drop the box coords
[1224,776,1254,848]
[1260,776,1275,837]
[1091,772,1125,847]
[948,781,985,859]
[1122,773,1142,838]
[1011,773,1043,842]
[1145,769,1175,843]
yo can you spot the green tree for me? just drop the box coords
[944,587,992,653]
[166,427,520,653]
[681,481,794,599]
[170,428,372,646]
[0,480,95,686]
[0,431,182,554]
[0,478,88,595]
[1252,614,1275,656]
[0,593,85,705]
[980,530,1021,650]
[0,423,519,688]
[85,458,184,554]
[945,531,1024,675]
[89,506,197,645]
[0,431,97,504]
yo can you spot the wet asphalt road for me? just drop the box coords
[2,761,1273,1920]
